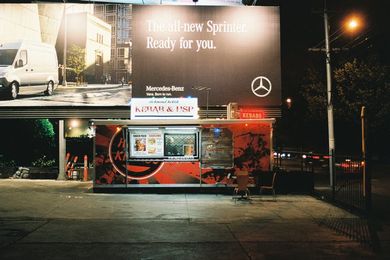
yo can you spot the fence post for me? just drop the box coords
[331,149,336,201]
[361,106,371,212]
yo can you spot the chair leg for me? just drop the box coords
[233,188,241,203]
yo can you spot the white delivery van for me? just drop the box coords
[0,41,59,99]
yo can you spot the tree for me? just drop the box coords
[300,58,390,156]
[333,59,389,129]
[67,44,86,84]
[0,119,56,165]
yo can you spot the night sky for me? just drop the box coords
[275,0,390,99]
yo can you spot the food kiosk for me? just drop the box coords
[93,117,274,190]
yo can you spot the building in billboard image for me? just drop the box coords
[94,4,132,84]
[56,4,111,84]
[0,4,62,46]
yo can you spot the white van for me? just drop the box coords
[0,41,59,99]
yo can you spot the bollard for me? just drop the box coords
[83,155,88,181]
[65,153,71,178]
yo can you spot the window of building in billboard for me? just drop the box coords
[111,48,116,58]
[106,15,115,23]
[106,5,115,13]
[118,60,126,69]
[94,5,103,14]
[95,53,102,66]
[96,33,103,44]
[118,48,125,57]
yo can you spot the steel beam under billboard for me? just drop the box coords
[132,5,281,107]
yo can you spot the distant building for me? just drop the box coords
[60,12,111,84]
[94,4,132,84]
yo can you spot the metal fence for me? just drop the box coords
[273,150,371,214]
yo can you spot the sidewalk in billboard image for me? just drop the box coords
[1,179,389,259]
[0,84,131,106]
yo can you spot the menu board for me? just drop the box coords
[201,128,233,168]
[128,127,199,160]
[130,130,164,158]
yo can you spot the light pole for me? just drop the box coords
[62,0,67,87]
[323,3,335,187]
[323,3,363,188]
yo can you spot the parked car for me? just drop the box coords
[0,41,59,99]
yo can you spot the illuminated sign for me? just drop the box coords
[130,130,164,158]
[131,98,198,120]
[239,109,265,119]
[127,126,200,161]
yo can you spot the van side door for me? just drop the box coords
[14,49,31,86]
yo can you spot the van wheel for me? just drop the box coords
[45,81,54,96]
[9,82,18,99]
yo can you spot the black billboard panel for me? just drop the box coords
[132,5,281,107]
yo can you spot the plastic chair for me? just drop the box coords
[260,172,277,200]
[233,170,250,201]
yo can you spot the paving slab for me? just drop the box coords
[0,179,385,259]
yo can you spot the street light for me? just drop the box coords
[192,86,211,119]
[286,98,292,109]
[347,19,358,30]
[323,3,363,188]
[344,15,363,33]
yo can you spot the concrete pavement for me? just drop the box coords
[0,179,385,259]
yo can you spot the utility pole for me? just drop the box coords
[324,1,336,187]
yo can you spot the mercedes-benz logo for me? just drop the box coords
[251,76,272,97]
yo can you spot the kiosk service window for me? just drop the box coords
[128,127,199,161]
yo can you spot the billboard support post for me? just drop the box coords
[57,120,67,180]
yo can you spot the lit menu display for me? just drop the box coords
[130,130,164,158]
[128,127,199,161]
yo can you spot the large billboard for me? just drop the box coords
[132,5,281,106]
[0,4,280,109]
